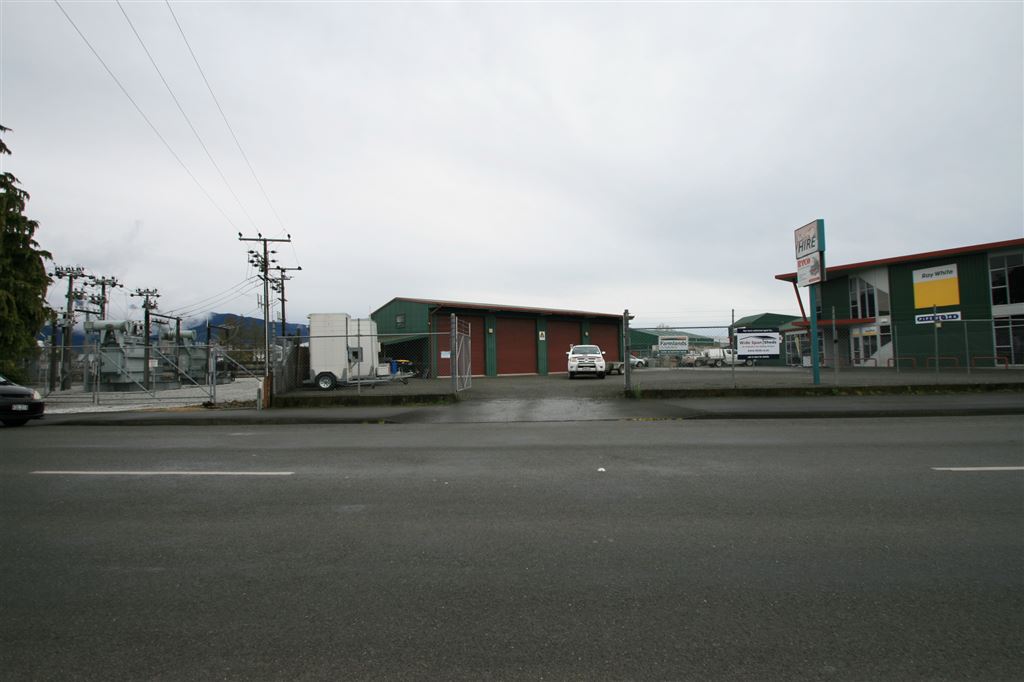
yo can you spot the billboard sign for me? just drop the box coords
[797,252,823,287]
[657,336,689,353]
[735,328,782,359]
[794,219,825,259]
[913,264,960,309]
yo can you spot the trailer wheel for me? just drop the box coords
[315,372,337,390]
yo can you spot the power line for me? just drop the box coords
[164,0,289,240]
[116,0,260,234]
[163,277,262,318]
[54,0,239,231]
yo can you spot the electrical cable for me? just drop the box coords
[161,277,261,317]
[164,0,290,241]
[53,0,240,231]
[116,0,260,234]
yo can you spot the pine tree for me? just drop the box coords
[0,125,52,381]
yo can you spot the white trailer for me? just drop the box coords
[308,313,390,390]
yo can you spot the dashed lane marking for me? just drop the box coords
[31,471,294,476]
[931,467,1024,472]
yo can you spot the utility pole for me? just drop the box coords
[50,265,87,390]
[88,275,122,319]
[132,289,160,390]
[272,266,302,337]
[238,233,291,380]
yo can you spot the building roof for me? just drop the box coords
[731,312,801,329]
[631,328,719,344]
[775,238,1024,282]
[374,297,622,320]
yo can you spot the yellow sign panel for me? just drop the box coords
[913,264,960,309]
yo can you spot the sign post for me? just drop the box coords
[794,219,826,385]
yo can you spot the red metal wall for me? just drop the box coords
[496,317,538,375]
[433,314,485,377]
[588,321,621,361]
[546,320,581,374]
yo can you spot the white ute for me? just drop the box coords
[567,344,606,379]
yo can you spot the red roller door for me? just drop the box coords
[588,321,621,361]
[434,314,485,377]
[546,320,581,374]
[497,317,538,375]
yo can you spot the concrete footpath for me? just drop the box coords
[26,391,1024,427]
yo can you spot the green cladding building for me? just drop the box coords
[775,238,1024,368]
[372,298,623,377]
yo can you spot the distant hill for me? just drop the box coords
[39,313,309,346]
[199,313,309,343]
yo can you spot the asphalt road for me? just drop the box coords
[2,417,1022,680]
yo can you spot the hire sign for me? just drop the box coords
[794,219,826,287]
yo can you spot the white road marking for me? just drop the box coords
[931,467,1024,472]
[31,471,294,476]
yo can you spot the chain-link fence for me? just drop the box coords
[624,316,1023,391]
[23,341,264,412]
[274,316,473,398]
[23,316,475,412]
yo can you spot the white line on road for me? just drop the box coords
[931,467,1024,472]
[31,471,294,476]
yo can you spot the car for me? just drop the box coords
[567,344,606,379]
[0,374,45,427]
[629,355,648,368]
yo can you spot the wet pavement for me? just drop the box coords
[28,392,1024,427]
[23,367,1024,427]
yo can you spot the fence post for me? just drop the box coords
[933,305,939,381]
[92,344,99,405]
[451,313,458,395]
[730,309,737,389]
[211,346,217,405]
[964,320,971,375]
[892,322,901,374]
[623,309,632,393]
[832,306,839,385]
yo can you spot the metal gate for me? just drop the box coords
[453,316,472,392]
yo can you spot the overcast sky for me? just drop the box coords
[3,1,1021,329]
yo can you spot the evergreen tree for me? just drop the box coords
[0,126,52,380]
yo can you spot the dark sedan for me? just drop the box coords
[0,374,45,427]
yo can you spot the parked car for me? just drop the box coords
[702,348,754,367]
[629,355,648,368]
[567,344,606,379]
[0,374,45,427]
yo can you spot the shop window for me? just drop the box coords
[990,253,1024,306]
[994,315,1024,365]
[849,277,879,318]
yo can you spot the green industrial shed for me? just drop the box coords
[372,298,624,377]
[775,238,1024,368]
[628,328,719,358]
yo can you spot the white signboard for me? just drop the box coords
[794,220,824,259]
[736,328,782,359]
[915,311,962,325]
[797,252,823,287]
[658,336,689,353]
